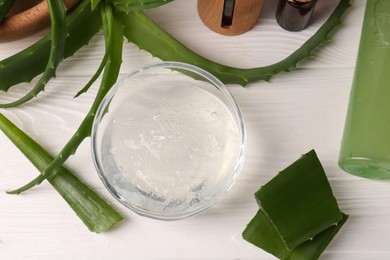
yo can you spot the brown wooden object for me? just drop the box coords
[197,0,263,36]
[0,0,80,42]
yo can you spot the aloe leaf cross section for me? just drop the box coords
[243,150,348,259]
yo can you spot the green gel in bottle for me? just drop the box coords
[339,0,390,179]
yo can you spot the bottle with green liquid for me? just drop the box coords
[339,0,390,179]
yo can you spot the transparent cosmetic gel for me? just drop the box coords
[91,62,246,220]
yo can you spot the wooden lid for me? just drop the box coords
[198,0,263,36]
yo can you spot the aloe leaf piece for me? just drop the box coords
[121,0,350,85]
[286,213,348,260]
[243,210,348,260]
[256,150,342,249]
[0,0,67,108]
[243,209,291,259]
[74,3,114,98]
[0,0,101,93]
[111,0,174,13]
[0,0,15,22]
[7,2,123,194]
[0,113,123,233]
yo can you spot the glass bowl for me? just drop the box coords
[91,62,246,220]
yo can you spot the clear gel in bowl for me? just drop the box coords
[91,62,246,220]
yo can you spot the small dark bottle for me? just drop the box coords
[276,0,318,32]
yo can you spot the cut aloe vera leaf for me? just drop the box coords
[242,209,291,259]
[0,113,123,233]
[243,210,348,259]
[286,213,348,260]
[256,150,342,249]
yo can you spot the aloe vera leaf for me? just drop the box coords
[0,0,101,93]
[0,113,123,233]
[256,150,342,249]
[74,6,113,98]
[91,0,102,10]
[0,0,67,108]
[7,3,123,194]
[286,213,348,260]
[122,0,350,85]
[243,209,291,259]
[111,0,174,13]
[243,210,348,260]
[0,0,15,22]
[73,47,110,97]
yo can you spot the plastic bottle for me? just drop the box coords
[339,0,390,179]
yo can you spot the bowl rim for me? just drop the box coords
[91,61,246,220]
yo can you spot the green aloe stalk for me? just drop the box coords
[7,2,124,195]
[0,0,101,93]
[122,0,351,85]
[110,0,174,13]
[0,113,123,233]
[74,3,113,98]
[0,0,67,108]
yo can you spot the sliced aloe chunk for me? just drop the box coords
[286,213,348,260]
[243,210,348,259]
[243,209,291,259]
[255,150,342,249]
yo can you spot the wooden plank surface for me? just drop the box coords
[2,0,387,259]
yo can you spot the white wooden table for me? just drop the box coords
[2,0,387,259]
